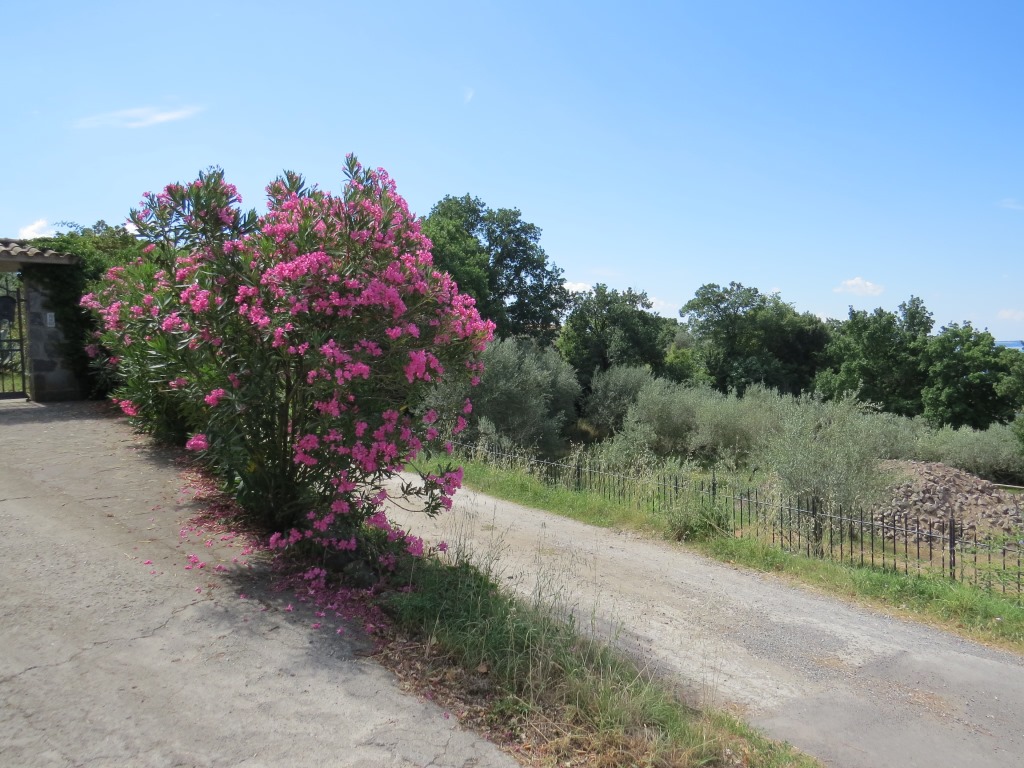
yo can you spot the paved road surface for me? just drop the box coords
[0,402,518,768]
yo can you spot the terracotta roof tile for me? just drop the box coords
[0,238,77,267]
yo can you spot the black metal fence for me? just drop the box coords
[699,483,1023,599]
[458,442,702,515]
[0,279,27,399]
[461,443,1024,601]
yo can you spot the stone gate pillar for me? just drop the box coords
[24,279,81,400]
[0,239,80,401]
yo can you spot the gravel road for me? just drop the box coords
[387,482,1024,768]
[0,402,518,768]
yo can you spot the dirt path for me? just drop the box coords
[387,483,1024,768]
[0,402,518,768]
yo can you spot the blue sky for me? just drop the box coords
[3,1,1022,339]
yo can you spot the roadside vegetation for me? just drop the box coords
[385,542,821,767]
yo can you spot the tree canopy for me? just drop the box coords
[556,284,671,390]
[813,297,933,417]
[921,322,1020,429]
[422,195,568,344]
[680,282,829,395]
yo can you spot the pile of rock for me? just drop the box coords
[873,461,1023,543]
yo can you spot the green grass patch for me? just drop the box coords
[460,458,656,531]
[698,536,1024,651]
[387,552,820,767]
[0,367,22,395]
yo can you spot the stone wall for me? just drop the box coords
[25,279,81,401]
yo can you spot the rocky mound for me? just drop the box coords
[877,460,1023,541]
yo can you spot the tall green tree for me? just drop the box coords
[662,324,702,384]
[556,284,670,390]
[921,323,1019,429]
[813,297,933,417]
[419,196,491,310]
[680,282,829,395]
[421,195,568,343]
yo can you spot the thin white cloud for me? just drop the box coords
[833,277,884,297]
[998,309,1024,322]
[648,296,679,317]
[75,105,202,129]
[564,281,591,293]
[463,87,475,104]
[18,219,53,238]
[998,198,1024,211]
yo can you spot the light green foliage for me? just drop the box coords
[688,384,782,468]
[755,395,896,513]
[421,195,568,343]
[618,378,699,457]
[916,422,1024,483]
[556,284,670,390]
[601,381,784,469]
[582,368,1024,484]
[863,411,928,460]
[681,282,829,396]
[922,322,1019,429]
[455,338,581,455]
[585,365,653,436]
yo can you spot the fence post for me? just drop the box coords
[711,469,718,502]
[811,496,824,558]
[948,509,957,581]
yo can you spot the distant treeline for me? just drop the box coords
[420,194,1024,499]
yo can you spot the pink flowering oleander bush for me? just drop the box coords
[83,156,493,565]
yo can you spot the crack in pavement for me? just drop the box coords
[0,600,203,684]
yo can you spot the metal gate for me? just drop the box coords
[0,278,27,399]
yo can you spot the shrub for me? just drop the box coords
[616,378,699,457]
[84,157,493,561]
[685,385,779,467]
[447,337,580,455]
[755,394,896,514]
[916,422,1024,484]
[585,365,653,436]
